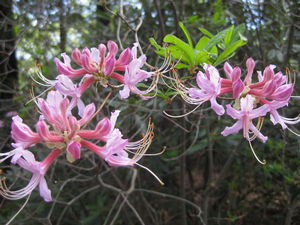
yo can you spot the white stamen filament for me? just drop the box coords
[248,140,266,165]
[135,162,164,185]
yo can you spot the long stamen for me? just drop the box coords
[26,85,52,106]
[135,162,164,185]
[5,193,31,225]
[128,121,154,161]
[126,146,166,156]
[248,140,266,165]
[249,117,264,141]
[29,67,53,87]
[0,175,40,200]
[281,114,300,123]
[163,104,201,118]
[287,127,300,137]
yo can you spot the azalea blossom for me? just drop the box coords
[174,64,225,116]
[54,40,132,87]
[12,90,155,164]
[119,43,155,99]
[2,90,158,201]
[29,68,93,116]
[221,58,294,102]
[0,148,61,201]
[221,95,269,142]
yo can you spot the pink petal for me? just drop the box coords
[226,104,242,119]
[119,85,130,99]
[71,48,82,65]
[231,67,241,82]
[116,48,132,66]
[210,97,225,115]
[270,84,293,101]
[224,62,233,79]
[221,120,243,136]
[79,103,96,126]
[232,79,244,98]
[104,56,116,76]
[11,116,41,148]
[250,104,269,119]
[36,119,64,142]
[188,88,208,99]
[39,177,52,202]
[98,43,107,66]
[244,57,255,85]
[107,40,118,58]
[67,141,81,160]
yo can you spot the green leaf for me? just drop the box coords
[214,40,246,66]
[149,38,169,57]
[195,36,210,50]
[198,27,214,38]
[175,63,190,69]
[179,22,193,47]
[195,51,210,64]
[224,25,234,47]
[202,28,229,51]
[209,46,218,55]
[164,34,194,65]
[167,45,190,63]
[149,37,163,50]
[231,24,246,43]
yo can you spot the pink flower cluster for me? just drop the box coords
[0,41,159,202]
[54,41,157,99]
[174,58,298,161]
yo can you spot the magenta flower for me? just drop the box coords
[185,64,225,115]
[3,90,158,201]
[54,41,132,86]
[35,90,112,162]
[221,59,293,103]
[119,43,154,99]
[81,111,155,167]
[221,95,269,142]
[266,99,300,131]
[0,148,61,201]
[11,116,42,148]
[31,71,94,117]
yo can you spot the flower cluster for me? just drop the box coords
[54,41,158,99]
[171,58,298,163]
[0,41,161,202]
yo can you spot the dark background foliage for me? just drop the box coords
[0,0,300,224]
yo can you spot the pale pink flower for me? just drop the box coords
[11,91,154,169]
[221,59,293,103]
[0,148,61,201]
[11,116,41,148]
[54,41,132,85]
[221,95,269,142]
[119,43,154,99]
[187,64,225,115]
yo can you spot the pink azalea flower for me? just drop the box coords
[186,64,225,115]
[0,148,61,201]
[221,58,293,103]
[80,111,155,167]
[119,43,154,99]
[221,95,269,142]
[11,91,154,170]
[11,116,42,148]
[266,100,300,130]
[54,41,132,85]
[33,72,94,116]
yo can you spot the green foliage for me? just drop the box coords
[150,22,247,72]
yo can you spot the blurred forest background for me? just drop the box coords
[1,0,300,224]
